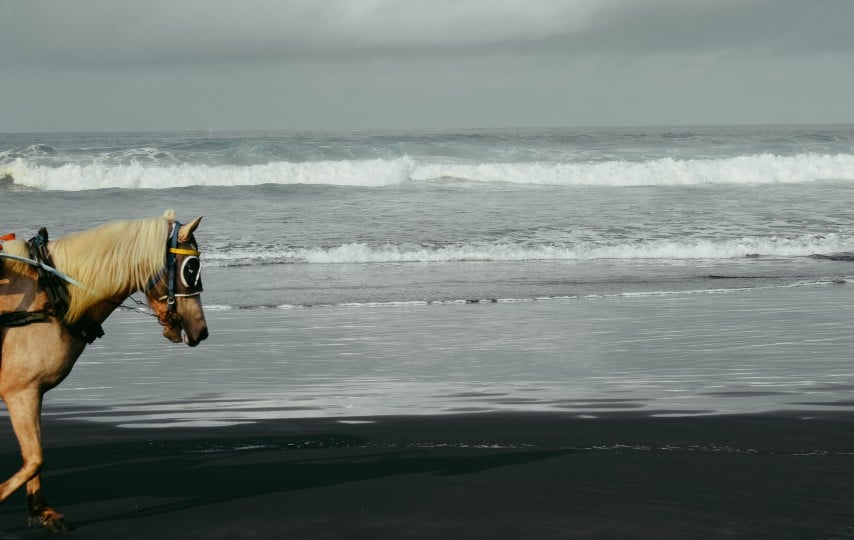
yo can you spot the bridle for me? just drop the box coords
[145,221,203,325]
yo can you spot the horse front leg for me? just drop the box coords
[0,389,68,531]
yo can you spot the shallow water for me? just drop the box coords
[41,281,854,427]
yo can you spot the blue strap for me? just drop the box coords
[144,221,181,298]
[166,222,181,309]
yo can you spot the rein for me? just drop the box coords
[1,231,85,291]
[0,251,86,290]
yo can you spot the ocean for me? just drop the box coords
[3,125,854,427]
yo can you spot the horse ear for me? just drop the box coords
[178,216,203,242]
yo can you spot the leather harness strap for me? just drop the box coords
[0,228,104,343]
[145,221,202,312]
[0,310,51,327]
[28,228,72,321]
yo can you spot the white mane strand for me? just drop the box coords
[49,215,170,324]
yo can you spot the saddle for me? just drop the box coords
[0,229,103,343]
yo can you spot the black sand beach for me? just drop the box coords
[0,412,852,539]
[4,285,854,539]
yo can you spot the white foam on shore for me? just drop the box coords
[203,234,852,267]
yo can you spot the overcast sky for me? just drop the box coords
[2,0,853,132]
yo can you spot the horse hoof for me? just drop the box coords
[28,509,70,532]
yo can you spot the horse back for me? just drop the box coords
[1,239,41,314]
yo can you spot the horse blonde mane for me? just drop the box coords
[48,211,174,324]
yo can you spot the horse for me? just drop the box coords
[0,209,208,530]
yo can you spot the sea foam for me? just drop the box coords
[4,153,854,190]
[1,157,414,190]
[203,234,851,267]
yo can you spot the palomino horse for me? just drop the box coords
[0,210,208,530]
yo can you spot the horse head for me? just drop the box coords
[145,215,209,347]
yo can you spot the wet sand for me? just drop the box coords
[0,411,852,539]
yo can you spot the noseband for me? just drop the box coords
[145,221,203,323]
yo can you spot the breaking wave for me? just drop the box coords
[3,153,854,190]
[205,234,851,267]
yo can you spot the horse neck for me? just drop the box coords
[84,297,127,326]
[51,223,166,326]
[77,261,154,327]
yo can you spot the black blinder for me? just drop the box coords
[180,256,202,289]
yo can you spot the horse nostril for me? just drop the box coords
[199,327,209,342]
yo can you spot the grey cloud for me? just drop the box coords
[3,0,852,69]
[580,0,854,56]
[1,0,608,67]
[3,0,853,131]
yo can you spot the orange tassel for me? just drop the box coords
[0,233,16,249]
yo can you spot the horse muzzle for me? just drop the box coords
[160,310,208,347]
[183,325,209,347]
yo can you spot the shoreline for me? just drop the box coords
[0,411,851,539]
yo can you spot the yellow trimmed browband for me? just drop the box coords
[170,247,200,256]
